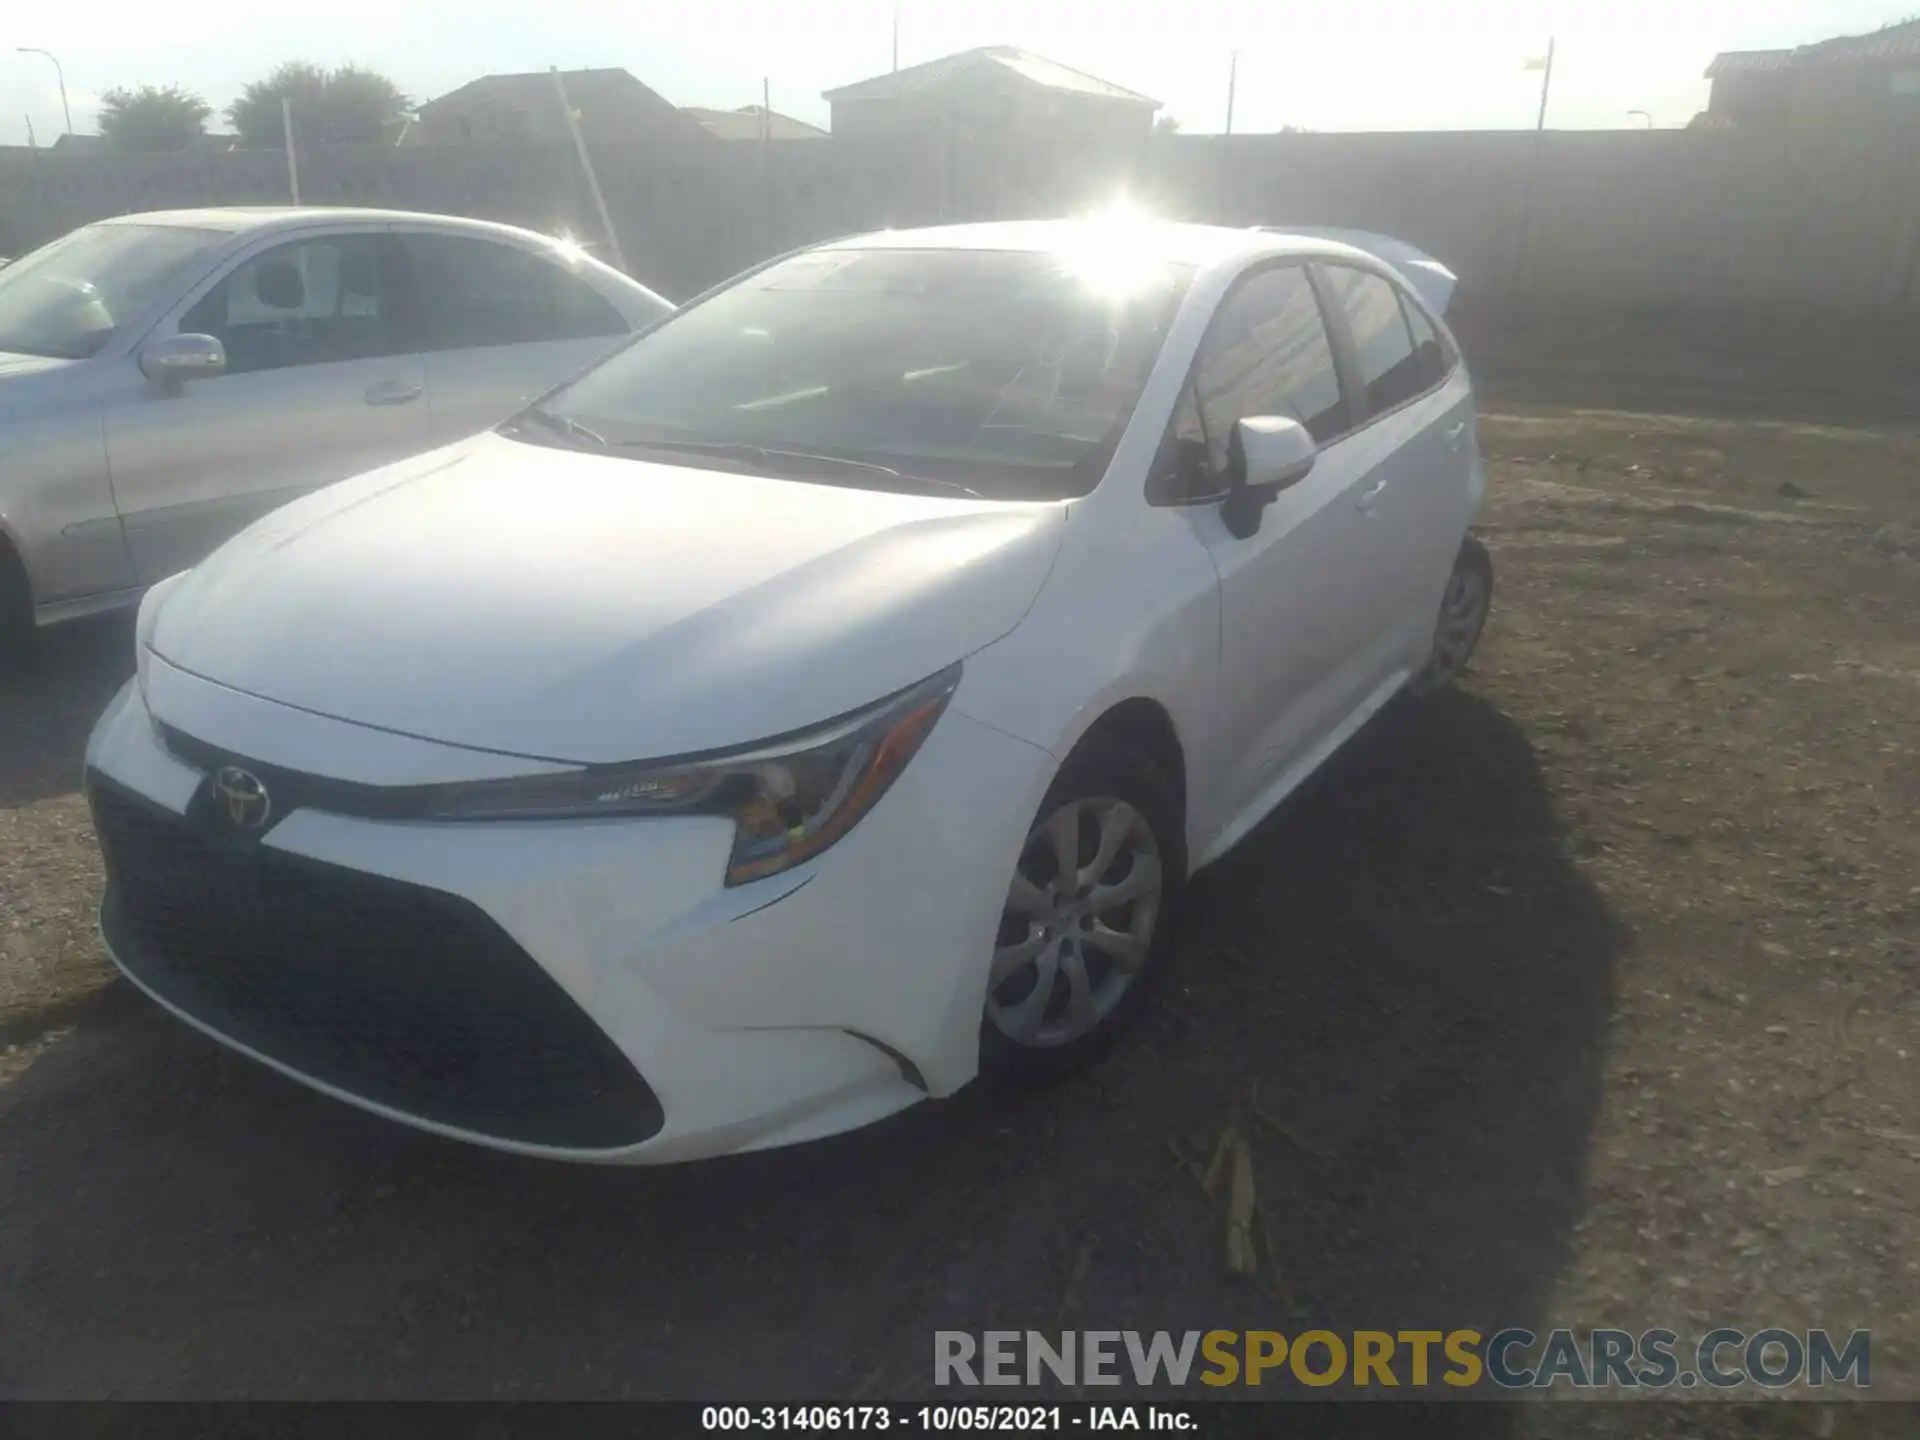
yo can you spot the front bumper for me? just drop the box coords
[84,660,1056,1163]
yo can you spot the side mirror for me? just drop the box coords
[140,333,226,385]
[1221,415,1317,538]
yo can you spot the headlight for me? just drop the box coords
[427,665,962,886]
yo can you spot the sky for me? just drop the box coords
[2,0,1912,147]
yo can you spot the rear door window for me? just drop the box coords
[402,233,630,351]
[1317,264,1427,416]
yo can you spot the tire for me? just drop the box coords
[979,736,1186,1082]
[0,543,33,667]
[1410,534,1494,696]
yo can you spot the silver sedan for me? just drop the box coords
[0,207,671,657]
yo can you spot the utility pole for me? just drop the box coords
[1218,50,1238,223]
[892,1,900,72]
[762,76,774,256]
[17,48,72,136]
[282,97,300,203]
[1513,38,1557,298]
[1534,37,1556,132]
[551,67,627,274]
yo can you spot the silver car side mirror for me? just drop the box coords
[1222,415,1317,538]
[139,333,227,385]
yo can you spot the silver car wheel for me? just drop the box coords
[987,797,1163,1049]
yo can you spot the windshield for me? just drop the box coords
[526,246,1194,500]
[0,223,226,360]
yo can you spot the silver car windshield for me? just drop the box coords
[0,223,225,361]
[529,247,1194,501]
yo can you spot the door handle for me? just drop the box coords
[364,380,423,407]
[1356,478,1390,512]
[1444,421,1468,442]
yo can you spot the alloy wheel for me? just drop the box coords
[987,797,1164,1049]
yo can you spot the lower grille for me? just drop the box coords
[89,775,664,1151]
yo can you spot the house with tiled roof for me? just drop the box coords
[418,69,711,146]
[1703,19,1920,131]
[682,105,828,140]
[822,47,1160,144]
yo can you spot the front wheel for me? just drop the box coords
[980,737,1185,1081]
[1410,535,1494,696]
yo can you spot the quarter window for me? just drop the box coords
[403,234,630,351]
[181,234,404,374]
[1400,293,1451,393]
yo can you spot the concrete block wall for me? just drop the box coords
[5,129,1917,313]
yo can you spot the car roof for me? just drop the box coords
[827,218,1362,270]
[96,209,1371,265]
[94,206,557,242]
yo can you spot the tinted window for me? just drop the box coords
[1151,382,1214,502]
[1193,265,1348,478]
[1401,293,1450,392]
[553,265,632,339]
[536,247,1194,501]
[0,222,223,360]
[1319,265,1427,415]
[181,233,403,374]
[405,234,629,350]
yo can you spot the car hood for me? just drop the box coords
[0,350,77,379]
[149,432,1066,764]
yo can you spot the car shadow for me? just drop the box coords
[0,613,135,808]
[0,686,1621,1417]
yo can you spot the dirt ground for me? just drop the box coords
[1,399,1916,1430]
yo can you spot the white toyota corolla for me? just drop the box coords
[84,218,1493,1163]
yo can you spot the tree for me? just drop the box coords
[227,62,409,147]
[97,85,212,151]
[1152,114,1182,136]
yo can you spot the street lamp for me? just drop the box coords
[17,48,72,136]
[1627,109,1653,129]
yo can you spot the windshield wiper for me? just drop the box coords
[509,407,608,451]
[613,438,984,498]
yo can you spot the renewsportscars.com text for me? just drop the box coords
[934,1328,1870,1390]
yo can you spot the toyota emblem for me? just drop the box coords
[212,766,272,831]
